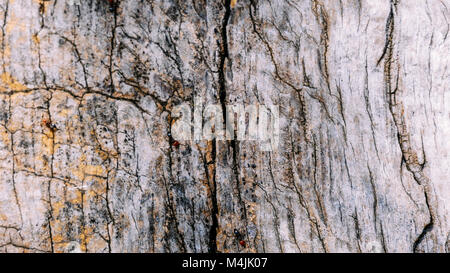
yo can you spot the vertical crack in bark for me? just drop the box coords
[413,190,435,252]
[286,201,302,252]
[379,0,436,253]
[248,1,332,250]
[7,94,23,227]
[108,1,119,94]
[207,141,219,253]
[352,209,362,252]
[367,164,378,231]
[166,114,187,252]
[311,0,331,93]
[367,163,388,252]
[257,154,284,252]
[377,3,395,67]
[218,0,231,124]
[289,134,329,252]
[249,0,323,144]
[44,93,55,253]
[0,0,9,73]
[207,0,233,253]
[60,36,91,92]
[104,170,113,253]
[364,57,380,160]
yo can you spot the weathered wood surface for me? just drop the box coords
[0,0,448,253]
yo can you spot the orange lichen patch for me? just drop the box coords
[74,164,107,181]
[86,178,108,197]
[94,147,111,161]
[80,227,93,252]
[70,152,107,182]
[231,0,237,8]
[0,73,28,92]
[70,190,84,205]
[40,133,54,154]
[49,219,67,251]
[51,200,65,216]
[57,109,70,118]
[32,33,40,45]
[52,234,64,244]
[0,129,11,148]
[3,47,11,61]
[0,213,7,221]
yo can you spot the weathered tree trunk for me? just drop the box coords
[0,0,448,253]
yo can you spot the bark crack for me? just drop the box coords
[379,0,436,253]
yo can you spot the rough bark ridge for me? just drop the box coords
[0,0,448,253]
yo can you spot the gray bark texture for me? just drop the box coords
[0,0,448,253]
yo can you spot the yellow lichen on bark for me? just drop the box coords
[0,73,28,92]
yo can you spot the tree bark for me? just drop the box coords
[0,0,448,253]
